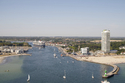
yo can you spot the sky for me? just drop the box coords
[0,0,125,37]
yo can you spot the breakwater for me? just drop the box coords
[102,64,119,78]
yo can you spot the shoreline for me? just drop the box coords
[67,55,125,65]
[57,46,124,77]
[0,53,31,64]
[57,46,125,64]
[0,46,32,64]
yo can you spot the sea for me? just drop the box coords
[0,45,125,83]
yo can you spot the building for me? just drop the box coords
[119,46,125,50]
[101,29,110,53]
[81,47,89,55]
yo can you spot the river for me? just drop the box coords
[0,46,125,83]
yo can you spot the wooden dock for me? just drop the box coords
[102,64,119,78]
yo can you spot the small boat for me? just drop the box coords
[63,70,66,79]
[101,80,110,83]
[54,53,56,57]
[92,73,94,78]
[61,54,63,57]
[27,74,30,82]
[61,53,66,57]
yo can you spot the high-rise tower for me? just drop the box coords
[101,29,110,53]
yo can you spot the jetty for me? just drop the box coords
[102,64,119,78]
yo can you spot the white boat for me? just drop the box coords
[53,48,57,57]
[101,80,110,83]
[92,73,94,79]
[54,53,56,57]
[27,74,30,82]
[63,70,66,79]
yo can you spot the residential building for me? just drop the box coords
[81,47,89,55]
[101,29,110,53]
[119,46,125,49]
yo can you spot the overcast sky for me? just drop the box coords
[0,0,125,37]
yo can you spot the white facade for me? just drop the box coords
[81,47,89,55]
[101,29,110,53]
[119,46,125,49]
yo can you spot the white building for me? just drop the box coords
[101,29,110,53]
[15,49,24,54]
[81,47,89,55]
[119,46,125,49]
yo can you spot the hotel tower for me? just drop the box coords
[101,29,110,53]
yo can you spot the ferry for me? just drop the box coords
[33,40,45,47]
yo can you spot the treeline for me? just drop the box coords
[111,41,125,54]
[67,43,101,52]
[0,41,31,47]
[110,42,125,50]
[80,43,101,51]
[67,41,125,54]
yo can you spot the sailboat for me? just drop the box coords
[27,74,30,82]
[92,73,94,79]
[63,70,66,79]
[53,53,56,57]
[53,48,56,57]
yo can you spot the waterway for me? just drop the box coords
[0,46,125,83]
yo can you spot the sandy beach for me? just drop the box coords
[0,57,5,64]
[0,53,31,64]
[58,47,125,65]
[70,55,125,65]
